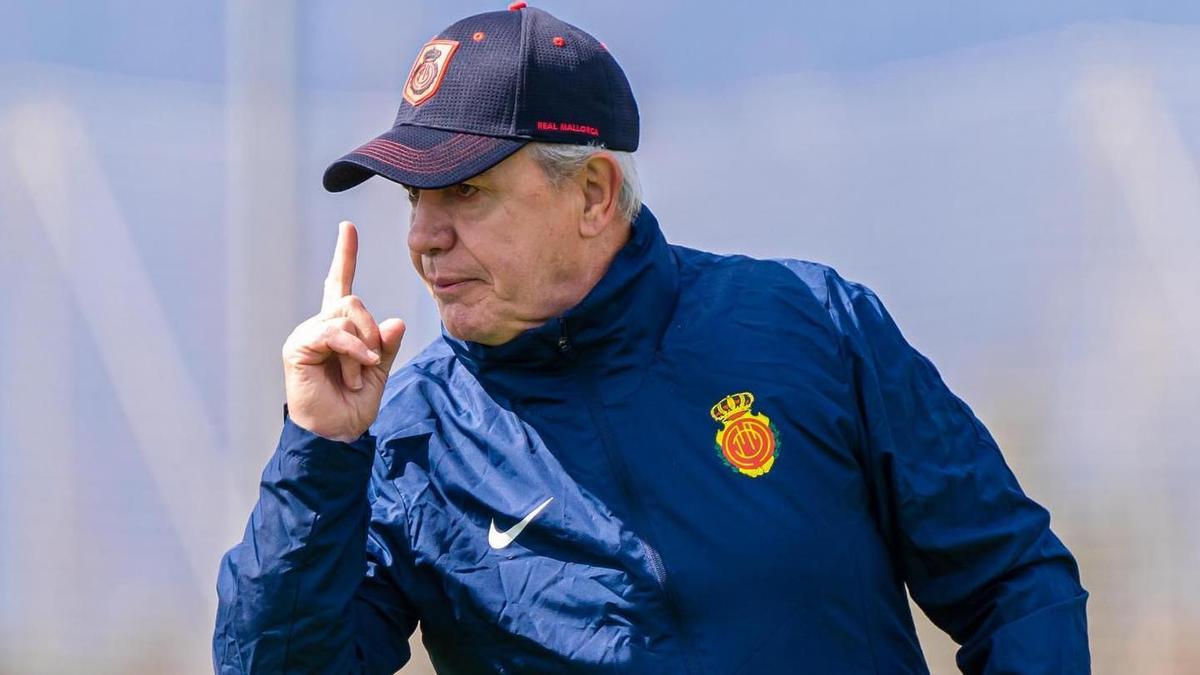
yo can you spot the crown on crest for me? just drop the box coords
[710,392,755,423]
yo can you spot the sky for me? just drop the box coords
[5,1,1200,84]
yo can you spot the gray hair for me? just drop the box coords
[526,142,643,224]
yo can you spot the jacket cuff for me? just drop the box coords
[279,404,377,477]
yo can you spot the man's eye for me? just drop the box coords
[454,183,478,198]
[405,186,420,203]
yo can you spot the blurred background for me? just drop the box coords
[2,1,1199,672]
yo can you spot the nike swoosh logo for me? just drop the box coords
[488,496,554,550]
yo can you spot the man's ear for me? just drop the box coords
[578,152,622,238]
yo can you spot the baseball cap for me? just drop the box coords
[323,2,639,192]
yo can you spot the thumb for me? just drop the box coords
[377,318,407,372]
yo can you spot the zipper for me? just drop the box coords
[560,328,698,674]
[556,316,572,355]
[587,391,698,673]
[643,542,668,587]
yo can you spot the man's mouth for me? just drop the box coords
[430,276,478,294]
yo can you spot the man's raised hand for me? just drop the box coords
[282,221,406,442]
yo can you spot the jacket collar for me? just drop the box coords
[443,205,679,385]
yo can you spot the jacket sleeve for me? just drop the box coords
[213,413,418,674]
[830,275,1090,674]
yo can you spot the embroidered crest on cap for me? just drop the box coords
[404,39,460,106]
[710,392,780,478]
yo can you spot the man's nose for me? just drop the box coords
[407,198,456,256]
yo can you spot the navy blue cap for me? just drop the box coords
[323,4,639,192]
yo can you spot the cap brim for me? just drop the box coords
[323,125,527,192]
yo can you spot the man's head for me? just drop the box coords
[322,5,638,193]
[406,142,640,345]
[321,4,642,345]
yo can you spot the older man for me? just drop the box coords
[214,4,1089,674]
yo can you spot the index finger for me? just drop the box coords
[322,221,358,311]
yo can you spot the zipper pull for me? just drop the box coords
[644,542,669,587]
[556,317,572,354]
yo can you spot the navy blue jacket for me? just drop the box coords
[214,206,1089,673]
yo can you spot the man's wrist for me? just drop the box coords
[282,403,373,445]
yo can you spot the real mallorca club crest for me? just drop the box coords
[710,392,780,478]
[404,39,460,106]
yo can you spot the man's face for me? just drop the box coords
[406,146,588,346]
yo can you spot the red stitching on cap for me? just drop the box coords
[350,135,506,174]
[367,135,491,156]
[552,36,565,47]
[536,121,600,137]
[359,135,488,158]
[354,142,492,170]
[355,147,488,175]
[362,135,499,163]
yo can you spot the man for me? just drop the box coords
[214,4,1089,674]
